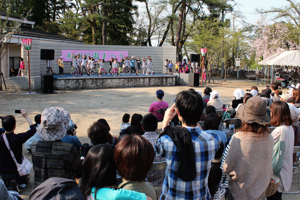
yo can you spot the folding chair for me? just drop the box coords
[149,161,167,197]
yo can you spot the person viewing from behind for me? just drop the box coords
[155,88,220,199]
[223,96,274,200]
[207,90,223,110]
[235,93,253,112]
[25,114,42,153]
[80,144,151,200]
[88,121,118,147]
[0,110,36,190]
[270,82,279,98]
[268,101,294,199]
[61,124,82,152]
[203,87,212,103]
[30,107,82,188]
[141,113,166,187]
[204,113,227,146]
[120,113,130,132]
[232,89,245,109]
[120,114,144,135]
[149,89,169,122]
[273,89,282,102]
[114,134,157,200]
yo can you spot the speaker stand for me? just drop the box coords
[0,72,7,91]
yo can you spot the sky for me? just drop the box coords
[232,0,292,25]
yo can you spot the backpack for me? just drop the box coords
[29,178,84,200]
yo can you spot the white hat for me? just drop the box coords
[38,107,70,141]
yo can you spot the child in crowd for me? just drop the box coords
[120,113,130,132]
[98,59,106,75]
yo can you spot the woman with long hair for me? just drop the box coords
[268,101,294,200]
[223,96,274,199]
[80,144,150,200]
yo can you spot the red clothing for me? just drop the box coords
[149,101,169,121]
[20,61,25,69]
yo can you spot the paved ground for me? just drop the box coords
[0,78,299,199]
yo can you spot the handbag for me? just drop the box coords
[272,130,285,176]
[265,175,280,197]
[3,134,33,177]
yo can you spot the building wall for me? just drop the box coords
[37,40,176,75]
[3,39,176,78]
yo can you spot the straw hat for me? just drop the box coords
[236,96,270,125]
[38,107,70,141]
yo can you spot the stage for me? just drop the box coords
[53,73,177,90]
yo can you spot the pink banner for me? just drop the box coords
[61,50,128,61]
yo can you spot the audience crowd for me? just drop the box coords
[0,83,300,200]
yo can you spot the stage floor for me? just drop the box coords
[53,73,174,80]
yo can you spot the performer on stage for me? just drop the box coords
[76,54,82,75]
[130,56,137,75]
[147,56,153,75]
[57,56,64,74]
[81,55,88,75]
[98,59,106,75]
[87,56,93,76]
[136,57,142,74]
[112,58,119,76]
[142,57,148,74]
[119,59,124,74]
[124,57,130,73]
[71,54,79,76]
[108,57,113,74]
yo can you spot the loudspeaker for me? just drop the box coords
[41,75,53,93]
[48,50,55,60]
[190,54,197,62]
[40,49,55,60]
[41,50,48,60]
[188,73,199,86]
[196,54,201,62]
[177,54,182,62]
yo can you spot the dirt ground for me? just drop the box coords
[0,78,299,199]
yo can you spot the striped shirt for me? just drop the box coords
[155,126,220,200]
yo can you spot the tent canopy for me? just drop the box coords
[258,50,300,67]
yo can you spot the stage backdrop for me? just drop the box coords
[62,50,128,61]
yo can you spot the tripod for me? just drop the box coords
[0,72,7,90]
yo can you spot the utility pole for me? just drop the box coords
[221,0,225,78]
